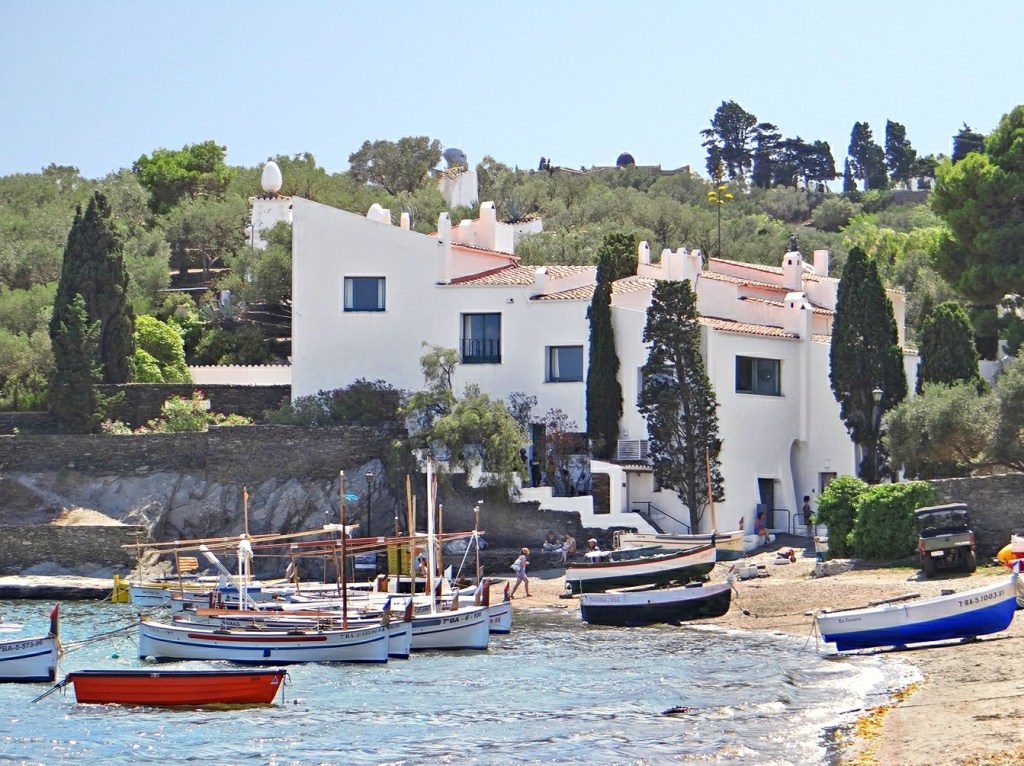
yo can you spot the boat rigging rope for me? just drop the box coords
[59,619,140,654]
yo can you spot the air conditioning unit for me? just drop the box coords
[617,439,650,461]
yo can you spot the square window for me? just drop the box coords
[344,277,385,311]
[736,356,781,396]
[461,313,501,363]
[547,346,583,382]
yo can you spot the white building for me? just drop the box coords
[288,172,918,537]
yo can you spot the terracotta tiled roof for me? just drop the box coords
[699,316,799,339]
[532,286,593,301]
[613,276,657,294]
[531,275,658,302]
[697,270,784,290]
[449,242,520,260]
[449,264,592,287]
[709,256,835,283]
[739,295,834,316]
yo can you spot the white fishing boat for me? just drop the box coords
[614,530,746,561]
[565,542,717,594]
[408,461,491,651]
[0,605,60,683]
[409,604,490,651]
[185,598,415,660]
[816,573,1019,652]
[137,616,390,664]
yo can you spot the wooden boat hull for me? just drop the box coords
[138,618,390,664]
[66,668,287,705]
[615,531,746,561]
[565,543,716,594]
[410,606,490,651]
[579,581,733,626]
[0,635,58,683]
[816,574,1019,651]
[486,600,513,634]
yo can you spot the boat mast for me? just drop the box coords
[474,502,482,583]
[339,470,349,628]
[426,459,436,613]
[705,447,717,533]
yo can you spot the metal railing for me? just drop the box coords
[630,502,691,534]
[460,337,501,364]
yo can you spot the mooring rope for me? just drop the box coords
[60,619,140,653]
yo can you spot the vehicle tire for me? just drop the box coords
[922,555,936,578]
[965,550,977,574]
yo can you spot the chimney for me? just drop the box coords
[813,249,830,277]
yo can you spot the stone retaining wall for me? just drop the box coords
[0,525,147,575]
[0,424,404,484]
[930,474,1024,556]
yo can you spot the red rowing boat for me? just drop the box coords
[64,668,287,705]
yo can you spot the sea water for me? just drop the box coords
[0,600,918,765]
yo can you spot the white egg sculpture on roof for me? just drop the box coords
[261,161,283,194]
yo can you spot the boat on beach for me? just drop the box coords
[815,572,1019,652]
[614,530,747,561]
[564,542,716,594]
[579,579,734,626]
[62,667,288,706]
[0,604,60,683]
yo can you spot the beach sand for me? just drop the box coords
[509,543,1024,766]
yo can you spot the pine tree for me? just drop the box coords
[952,123,986,163]
[885,120,917,189]
[47,294,103,432]
[51,192,135,383]
[915,301,983,394]
[638,280,723,530]
[829,247,908,482]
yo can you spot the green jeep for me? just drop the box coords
[914,502,977,578]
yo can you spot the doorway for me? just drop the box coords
[757,478,776,528]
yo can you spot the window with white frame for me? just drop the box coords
[736,356,781,396]
[343,277,385,312]
[547,346,583,382]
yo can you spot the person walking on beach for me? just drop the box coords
[509,547,531,598]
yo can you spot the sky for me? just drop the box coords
[2,1,1023,181]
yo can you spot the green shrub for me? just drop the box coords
[814,475,867,558]
[136,390,253,433]
[849,481,937,560]
[265,379,401,427]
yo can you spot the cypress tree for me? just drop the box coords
[829,247,908,482]
[916,301,983,394]
[638,279,723,531]
[585,233,635,459]
[51,192,135,384]
[47,294,103,432]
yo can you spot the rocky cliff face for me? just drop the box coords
[0,427,590,575]
[5,466,390,542]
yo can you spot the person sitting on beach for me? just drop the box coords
[755,511,770,542]
[542,531,561,552]
[560,532,577,563]
[585,538,601,555]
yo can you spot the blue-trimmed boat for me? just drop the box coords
[815,573,1018,652]
[0,604,59,683]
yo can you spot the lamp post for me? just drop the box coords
[707,163,733,263]
[868,387,883,484]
